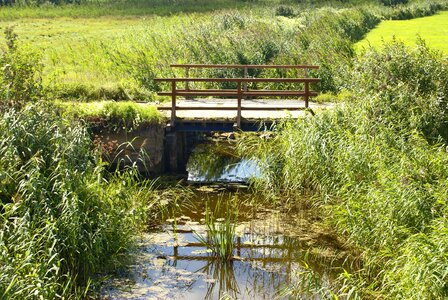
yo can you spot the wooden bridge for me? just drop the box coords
[155,64,323,132]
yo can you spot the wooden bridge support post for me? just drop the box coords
[185,66,192,100]
[237,82,242,128]
[243,67,248,93]
[185,66,190,91]
[171,81,177,127]
[304,81,309,108]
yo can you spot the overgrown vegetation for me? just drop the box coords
[0,25,156,299]
[0,104,153,298]
[241,40,448,299]
[0,0,445,101]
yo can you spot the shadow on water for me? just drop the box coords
[187,141,261,183]
[101,141,357,299]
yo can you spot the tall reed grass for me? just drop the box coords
[194,195,238,261]
[240,40,448,298]
[0,103,152,298]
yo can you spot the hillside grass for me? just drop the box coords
[0,7,376,100]
[0,0,375,20]
[0,0,445,101]
[355,11,448,54]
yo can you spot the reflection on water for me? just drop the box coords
[101,141,353,299]
[102,191,349,300]
[187,142,261,183]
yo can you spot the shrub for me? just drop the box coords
[380,0,408,7]
[0,27,42,111]
[347,39,448,142]
[275,5,295,17]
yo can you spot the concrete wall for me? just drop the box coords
[92,123,204,176]
[92,123,165,176]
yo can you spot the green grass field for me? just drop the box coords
[0,8,317,101]
[356,11,448,54]
[0,0,445,101]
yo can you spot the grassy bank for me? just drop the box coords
[57,101,164,129]
[356,10,448,54]
[241,41,448,299]
[0,0,445,101]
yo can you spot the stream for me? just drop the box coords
[101,140,353,300]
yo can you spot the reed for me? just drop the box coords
[0,103,154,298]
[240,40,448,298]
[194,195,238,261]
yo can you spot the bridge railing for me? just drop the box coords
[154,64,320,127]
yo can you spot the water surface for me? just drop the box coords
[101,142,352,299]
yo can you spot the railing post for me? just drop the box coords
[304,81,309,108]
[237,81,242,128]
[171,81,176,127]
[243,67,248,93]
[185,67,191,100]
[185,67,189,91]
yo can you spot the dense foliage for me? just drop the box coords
[242,41,448,299]
[0,104,155,299]
[0,105,150,298]
[0,31,150,298]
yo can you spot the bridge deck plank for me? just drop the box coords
[157,99,333,121]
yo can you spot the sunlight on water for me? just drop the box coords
[101,142,352,299]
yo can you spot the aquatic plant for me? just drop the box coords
[194,195,238,261]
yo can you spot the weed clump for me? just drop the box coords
[194,196,238,261]
[275,5,295,17]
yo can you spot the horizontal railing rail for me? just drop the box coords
[170,64,320,69]
[155,65,320,128]
[154,77,320,83]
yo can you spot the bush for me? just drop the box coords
[275,5,295,17]
[380,0,408,7]
[347,39,448,142]
[0,27,42,111]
